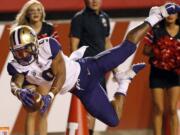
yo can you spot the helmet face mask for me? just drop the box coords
[10,25,38,66]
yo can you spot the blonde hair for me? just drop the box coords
[15,0,45,26]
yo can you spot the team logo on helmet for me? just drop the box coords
[9,25,38,66]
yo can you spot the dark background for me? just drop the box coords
[0,0,179,21]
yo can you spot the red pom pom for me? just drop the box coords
[152,35,180,71]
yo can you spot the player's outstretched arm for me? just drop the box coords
[50,51,66,96]
[40,51,66,113]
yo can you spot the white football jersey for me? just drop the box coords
[7,37,81,94]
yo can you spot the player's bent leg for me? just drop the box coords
[72,84,119,127]
[111,94,125,120]
[111,63,146,119]
[94,40,137,74]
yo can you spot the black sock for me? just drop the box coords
[89,129,94,135]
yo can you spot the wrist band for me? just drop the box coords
[48,92,55,99]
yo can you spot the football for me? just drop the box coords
[23,92,44,112]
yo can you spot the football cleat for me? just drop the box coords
[113,63,145,96]
[114,62,146,82]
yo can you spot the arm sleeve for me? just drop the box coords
[69,15,83,38]
[49,37,62,59]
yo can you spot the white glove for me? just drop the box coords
[145,3,180,27]
[145,6,163,27]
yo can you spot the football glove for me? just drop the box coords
[40,92,54,113]
[145,6,163,27]
[17,88,35,108]
[145,3,180,27]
